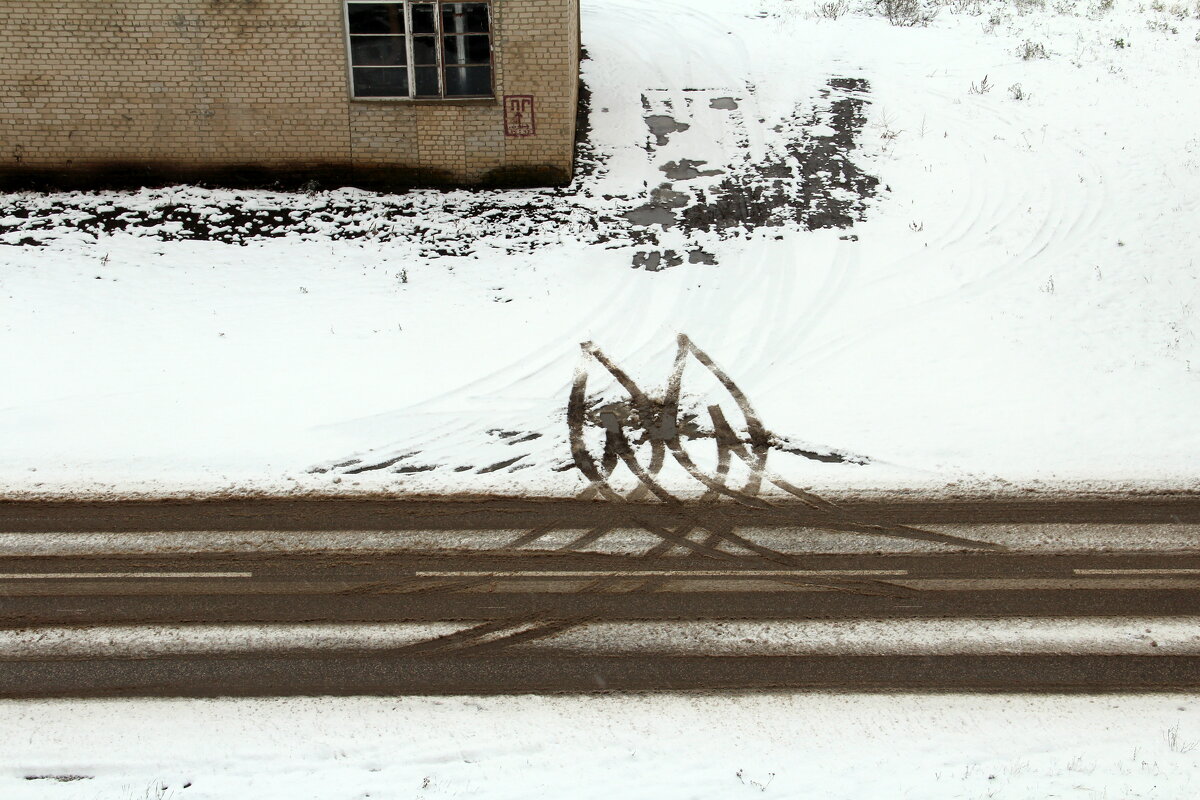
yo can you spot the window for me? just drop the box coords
[345,1,493,99]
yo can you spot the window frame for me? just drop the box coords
[343,1,495,102]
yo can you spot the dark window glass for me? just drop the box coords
[350,36,407,66]
[347,3,404,34]
[443,34,489,65]
[347,2,492,99]
[442,3,489,33]
[353,67,410,97]
[414,65,441,96]
[412,35,437,65]
[443,65,491,96]
[410,3,437,33]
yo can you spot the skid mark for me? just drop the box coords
[383,617,545,655]
[560,334,1001,560]
[451,618,590,654]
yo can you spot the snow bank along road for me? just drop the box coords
[1,496,1199,695]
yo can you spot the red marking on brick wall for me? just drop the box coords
[504,95,536,137]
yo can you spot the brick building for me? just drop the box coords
[0,0,581,190]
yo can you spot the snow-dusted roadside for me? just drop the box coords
[2,0,1199,498]
[2,694,1199,799]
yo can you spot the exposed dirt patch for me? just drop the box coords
[0,76,880,266]
[644,114,692,147]
[634,78,879,267]
[659,159,724,180]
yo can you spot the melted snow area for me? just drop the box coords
[2,0,1199,497]
[3,695,1200,799]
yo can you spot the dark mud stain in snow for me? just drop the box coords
[477,456,525,474]
[659,159,724,180]
[622,183,690,228]
[320,452,419,475]
[632,249,684,271]
[644,115,692,147]
[317,428,548,477]
[0,76,879,269]
[633,77,879,268]
[622,206,679,229]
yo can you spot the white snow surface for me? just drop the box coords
[3,0,1200,498]
[3,694,1200,799]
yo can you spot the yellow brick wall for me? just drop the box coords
[0,0,580,187]
[498,0,579,174]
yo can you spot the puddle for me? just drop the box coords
[644,114,691,147]
[632,249,684,271]
[621,183,690,228]
[659,159,724,180]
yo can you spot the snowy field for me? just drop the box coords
[2,0,1199,498]
[2,694,1199,799]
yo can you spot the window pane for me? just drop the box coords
[347,3,404,34]
[410,3,437,33]
[350,35,407,66]
[414,65,441,96]
[442,34,489,65]
[353,67,410,97]
[444,65,491,96]
[442,3,489,33]
[412,35,437,65]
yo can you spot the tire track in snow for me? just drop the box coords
[760,88,1112,387]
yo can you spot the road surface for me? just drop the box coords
[1,495,1198,695]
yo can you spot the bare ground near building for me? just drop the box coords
[0,74,880,268]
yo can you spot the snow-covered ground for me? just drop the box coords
[2,0,1199,498]
[3,694,1199,799]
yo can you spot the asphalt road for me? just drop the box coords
[2,495,1199,695]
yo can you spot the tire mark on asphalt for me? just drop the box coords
[567,334,1001,555]
[379,618,544,655]
[451,618,591,655]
